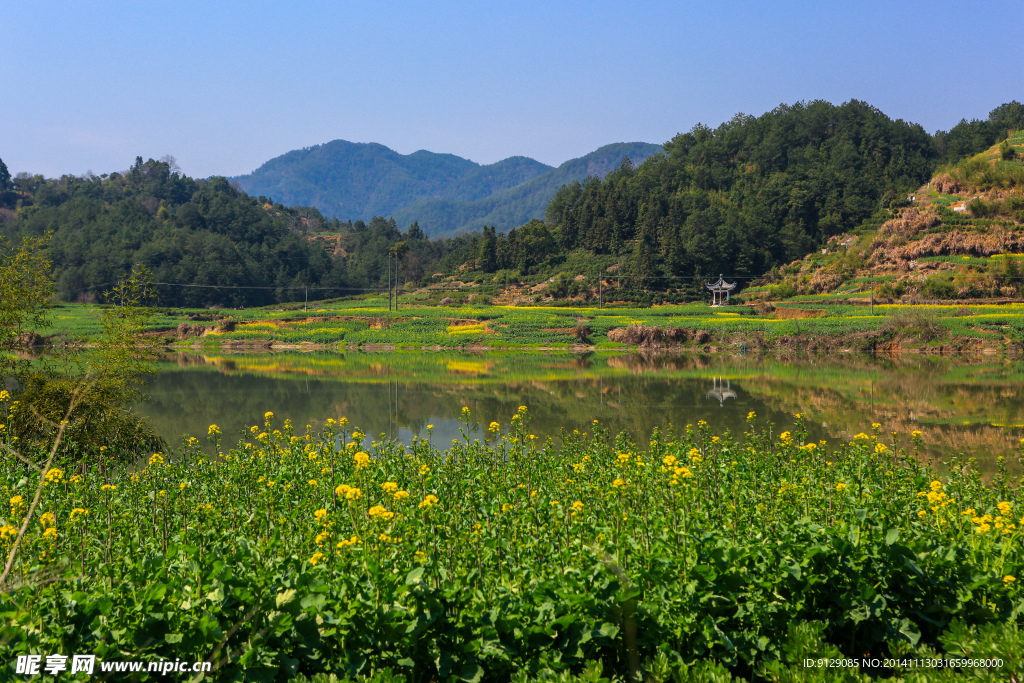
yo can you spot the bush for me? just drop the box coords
[1000,139,1017,161]
[881,309,947,342]
[967,198,991,218]
[920,276,958,300]
[876,280,906,301]
[766,282,798,300]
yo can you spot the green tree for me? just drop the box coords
[0,157,10,192]
[478,226,497,272]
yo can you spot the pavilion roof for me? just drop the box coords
[705,274,737,291]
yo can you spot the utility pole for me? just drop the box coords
[388,251,392,311]
[870,274,874,315]
[598,271,603,309]
[395,253,399,311]
[304,286,307,312]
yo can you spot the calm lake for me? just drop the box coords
[136,351,1024,469]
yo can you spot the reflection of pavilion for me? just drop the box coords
[706,274,736,306]
[706,377,737,407]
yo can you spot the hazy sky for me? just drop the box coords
[3,1,1021,179]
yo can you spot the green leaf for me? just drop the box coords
[300,593,326,611]
[405,567,426,585]
[458,663,484,683]
[885,528,900,545]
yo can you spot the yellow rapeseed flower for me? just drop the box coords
[747,411,756,420]
[314,508,329,522]
[42,527,57,540]
[836,482,847,492]
[309,552,325,566]
[148,453,164,466]
[571,501,584,513]
[208,424,220,435]
[418,494,439,509]
[39,512,55,528]
[353,452,370,469]
[1005,575,1017,585]
[998,501,1012,517]
[393,490,410,501]
[382,482,398,493]
[612,478,625,489]
[43,468,63,484]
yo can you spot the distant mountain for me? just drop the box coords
[230,140,662,236]
[230,141,552,225]
[394,142,664,238]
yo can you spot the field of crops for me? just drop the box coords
[39,297,1024,355]
[4,404,1024,681]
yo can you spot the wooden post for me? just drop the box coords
[388,252,392,311]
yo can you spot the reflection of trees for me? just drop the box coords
[740,371,1024,470]
[141,352,1024,470]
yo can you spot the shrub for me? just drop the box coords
[920,276,958,300]
[766,282,798,300]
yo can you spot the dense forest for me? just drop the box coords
[1,99,1022,307]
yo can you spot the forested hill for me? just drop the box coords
[536,100,1024,286]
[0,158,348,308]
[230,140,662,236]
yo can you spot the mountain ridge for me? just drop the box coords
[230,140,661,236]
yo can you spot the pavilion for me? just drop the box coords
[706,274,736,306]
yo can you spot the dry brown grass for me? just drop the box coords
[607,324,696,346]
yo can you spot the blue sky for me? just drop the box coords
[2,0,1021,178]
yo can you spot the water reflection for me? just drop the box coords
[135,351,1024,469]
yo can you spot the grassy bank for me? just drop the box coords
[3,408,1024,681]
[40,298,1024,356]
